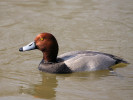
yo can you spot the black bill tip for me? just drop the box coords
[19,47,23,52]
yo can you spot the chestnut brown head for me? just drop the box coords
[19,33,59,62]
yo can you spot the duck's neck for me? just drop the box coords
[43,50,58,63]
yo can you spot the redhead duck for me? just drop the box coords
[19,33,128,73]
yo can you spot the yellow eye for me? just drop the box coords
[40,38,44,41]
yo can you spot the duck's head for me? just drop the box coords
[19,33,59,62]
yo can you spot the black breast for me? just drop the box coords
[38,59,72,74]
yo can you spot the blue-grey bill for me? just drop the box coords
[19,41,36,52]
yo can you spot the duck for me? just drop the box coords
[19,33,128,74]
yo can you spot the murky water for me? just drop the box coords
[0,0,133,100]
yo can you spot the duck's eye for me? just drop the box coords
[40,38,44,41]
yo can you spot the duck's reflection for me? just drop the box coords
[22,72,57,99]
[33,73,57,99]
[21,71,110,99]
[21,63,127,99]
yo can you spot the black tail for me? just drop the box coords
[103,52,129,64]
[115,58,129,64]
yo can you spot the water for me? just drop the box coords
[0,0,133,100]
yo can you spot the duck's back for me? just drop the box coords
[58,51,127,72]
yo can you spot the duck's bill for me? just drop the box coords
[19,41,37,52]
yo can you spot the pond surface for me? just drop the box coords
[0,0,133,100]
